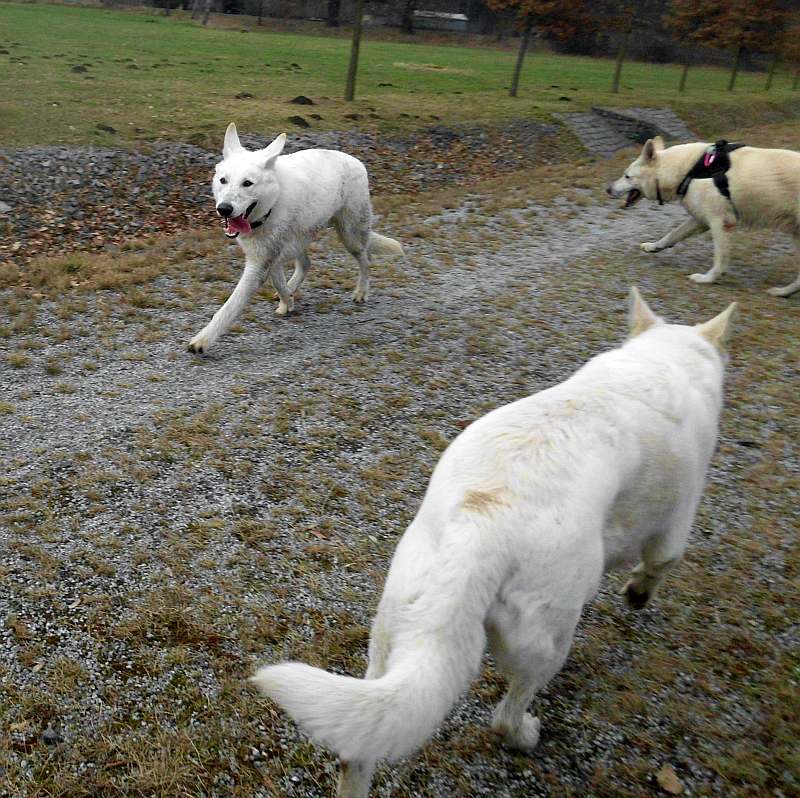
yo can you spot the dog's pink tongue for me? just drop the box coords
[227,216,252,234]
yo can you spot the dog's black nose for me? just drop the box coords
[605,186,614,197]
[217,203,234,217]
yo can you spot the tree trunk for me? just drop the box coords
[794,68,800,92]
[765,53,779,91]
[401,0,415,35]
[728,44,743,91]
[326,0,340,27]
[509,18,532,98]
[190,0,200,19]
[611,26,632,94]
[678,61,689,92]
[257,0,264,25]
[201,0,212,26]
[344,0,365,102]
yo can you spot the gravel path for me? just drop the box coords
[0,174,797,797]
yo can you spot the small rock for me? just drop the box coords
[42,727,62,747]
[235,92,254,99]
[344,113,361,121]
[289,95,314,105]
[71,65,88,73]
[0,201,12,213]
[96,124,117,134]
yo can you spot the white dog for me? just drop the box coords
[251,288,736,798]
[608,136,800,297]
[188,124,404,354]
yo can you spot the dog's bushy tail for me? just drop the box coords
[251,530,498,764]
[368,231,404,257]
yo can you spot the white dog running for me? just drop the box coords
[188,124,404,354]
[608,136,800,297]
[251,288,736,798]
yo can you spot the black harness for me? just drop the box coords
[674,139,746,215]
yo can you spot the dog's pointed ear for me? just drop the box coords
[696,302,737,349]
[642,138,661,162]
[628,286,661,337]
[223,123,244,159]
[260,133,287,169]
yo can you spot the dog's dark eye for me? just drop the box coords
[219,177,227,184]
[242,180,253,187]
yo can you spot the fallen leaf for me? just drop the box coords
[656,764,683,795]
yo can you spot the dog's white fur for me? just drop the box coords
[251,289,735,798]
[188,124,403,353]
[608,136,800,297]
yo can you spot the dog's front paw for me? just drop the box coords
[620,579,650,610]
[188,332,211,354]
[352,286,369,304]
[767,284,798,298]
[640,242,660,253]
[275,296,295,316]
[689,272,717,284]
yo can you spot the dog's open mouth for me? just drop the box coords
[222,201,258,239]
[623,189,642,208]
[223,215,252,239]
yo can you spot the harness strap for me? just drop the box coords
[676,140,745,217]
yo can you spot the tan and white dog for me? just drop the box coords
[251,289,736,798]
[608,136,800,297]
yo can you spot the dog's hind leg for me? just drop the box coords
[689,218,731,284]
[621,514,692,609]
[337,759,376,798]
[641,217,706,253]
[269,263,294,316]
[487,602,580,751]
[287,251,311,296]
[334,207,371,303]
[767,233,800,297]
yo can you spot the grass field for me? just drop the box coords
[1,2,800,148]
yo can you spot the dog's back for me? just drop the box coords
[252,290,735,798]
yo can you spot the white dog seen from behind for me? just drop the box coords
[608,136,800,297]
[251,288,736,798]
[188,123,404,354]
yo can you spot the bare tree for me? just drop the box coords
[344,0,365,101]
[401,0,416,34]
[327,0,341,27]
[202,0,213,26]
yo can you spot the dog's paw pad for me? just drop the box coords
[188,340,206,355]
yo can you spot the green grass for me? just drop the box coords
[1,2,799,147]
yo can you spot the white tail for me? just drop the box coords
[251,527,500,765]
[368,232,404,257]
[251,647,465,763]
